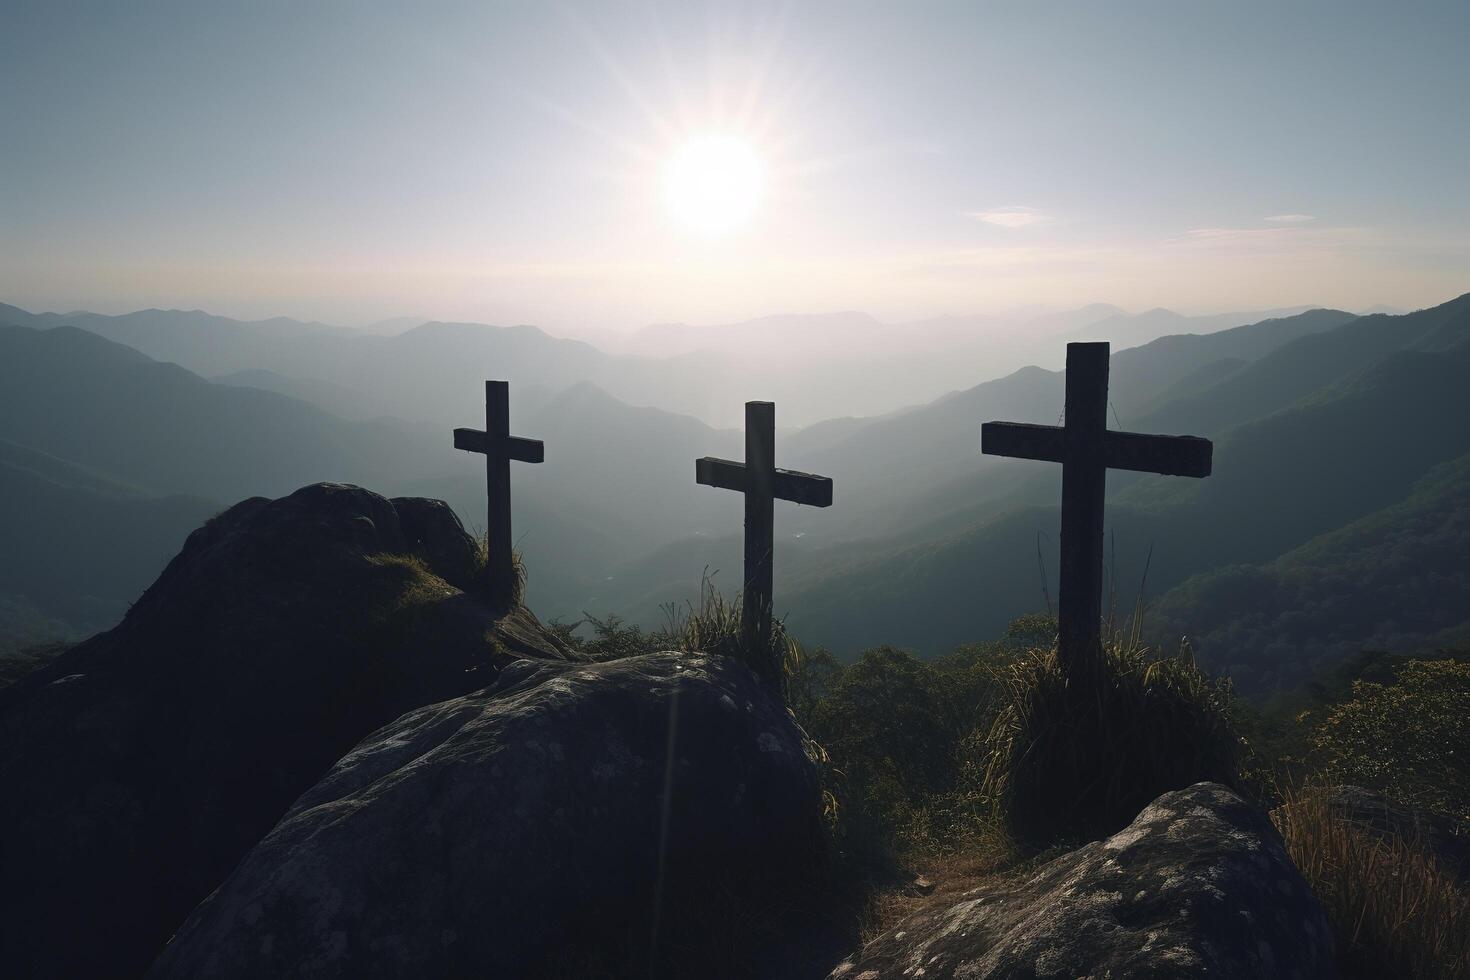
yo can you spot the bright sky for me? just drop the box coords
[3,1,1467,332]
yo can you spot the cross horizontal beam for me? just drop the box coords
[981,422,1212,478]
[695,456,834,507]
[452,428,545,463]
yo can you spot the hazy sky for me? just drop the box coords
[4,1,1468,332]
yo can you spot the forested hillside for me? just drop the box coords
[1152,454,1470,694]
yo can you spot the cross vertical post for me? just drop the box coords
[484,380,514,598]
[453,380,544,604]
[1059,342,1109,668]
[982,342,1213,674]
[696,400,832,680]
[742,401,776,651]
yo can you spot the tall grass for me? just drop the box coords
[981,619,1240,848]
[1273,783,1470,980]
[664,573,800,690]
[467,533,526,607]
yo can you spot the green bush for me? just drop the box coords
[549,612,668,662]
[982,635,1241,848]
[1313,658,1470,822]
[805,641,1017,854]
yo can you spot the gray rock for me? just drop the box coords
[830,782,1335,979]
[150,651,825,979]
[391,494,482,590]
[0,483,574,979]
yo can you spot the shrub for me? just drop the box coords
[550,613,667,662]
[785,644,843,731]
[805,641,1018,855]
[810,647,959,824]
[1313,658,1470,821]
[1274,783,1470,980]
[982,633,1240,848]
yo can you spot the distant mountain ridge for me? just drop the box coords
[1070,305,1324,352]
[4,292,1468,699]
[1,299,1361,428]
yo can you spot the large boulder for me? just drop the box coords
[831,783,1335,979]
[149,651,825,979]
[0,483,574,979]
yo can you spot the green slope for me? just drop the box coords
[0,439,217,653]
[780,335,1470,678]
[0,324,447,501]
[1130,294,1470,436]
[1151,453,1470,695]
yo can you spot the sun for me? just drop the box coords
[662,134,764,237]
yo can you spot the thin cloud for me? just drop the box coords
[1264,213,1316,223]
[967,206,1052,228]
[1183,227,1295,242]
[1169,223,1370,254]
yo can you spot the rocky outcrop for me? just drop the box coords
[0,483,574,980]
[831,783,1335,980]
[149,651,825,980]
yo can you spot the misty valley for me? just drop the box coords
[4,297,1466,701]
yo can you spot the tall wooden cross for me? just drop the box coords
[453,380,544,601]
[696,401,833,653]
[982,342,1212,670]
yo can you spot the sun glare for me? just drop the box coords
[662,134,764,237]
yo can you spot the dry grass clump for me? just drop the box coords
[1273,783,1470,980]
[362,553,458,618]
[981,625,1239,848]
[466,534,527,607]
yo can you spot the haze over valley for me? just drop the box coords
[6,292,1467,699]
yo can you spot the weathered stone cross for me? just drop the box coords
[696,401,833,651]
[982,342,1212,670]
[453,380,544,601]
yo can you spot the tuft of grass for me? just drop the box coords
[467,534,527,607]
[1274,783,1470,980]
[981,624,1240,849]
[665,573,799,690]
[363,553,458,619]
[508,548,527,605]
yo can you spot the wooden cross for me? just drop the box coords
[696,401,833,655]
[453,380,544,601]
[982,342,1212,670]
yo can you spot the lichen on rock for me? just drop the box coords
[829,782,1335,980]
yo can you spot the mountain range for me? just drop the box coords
[1,293,1464,698]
